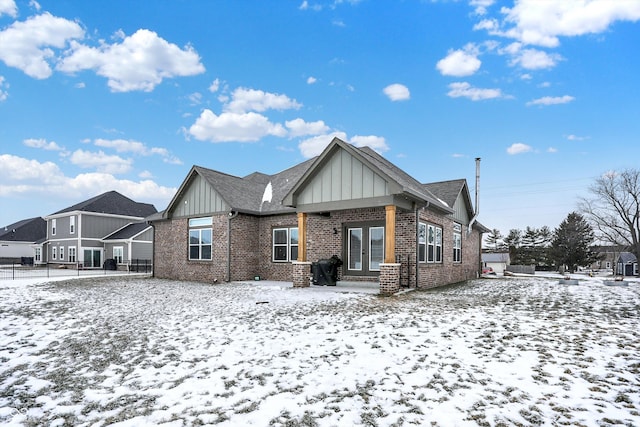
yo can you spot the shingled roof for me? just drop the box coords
[0,217,46,242]
[103,222,151,240]
[50,191,157,218]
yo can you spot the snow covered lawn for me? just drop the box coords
[1,276,639,426]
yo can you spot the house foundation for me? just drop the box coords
[379,263,401,295]
[292,261,312,288]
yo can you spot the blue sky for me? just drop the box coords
[1,0,639,237]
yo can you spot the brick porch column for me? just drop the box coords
[379,262,401,295]
[292,261,311,288]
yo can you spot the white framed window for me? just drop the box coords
[189,217,213,261]
[453,228,462,263]
[35,247,41,262]
[113,246,124,264]
[51,219,57,236]
[52,246,57,260]
[60,246,65,261]
[369,226,384,271]
[605,261,611,269]
[69,247,76,263]
[70,216,75,234]
[272,227,298,262]
[418,223,427,263]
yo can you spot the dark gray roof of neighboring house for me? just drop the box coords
[618,252,637,263]
[103,222,151,240]
[51,191,157,217]
[0,217,46,242]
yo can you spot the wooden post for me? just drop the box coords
[297,212,307,262]
[385,205,396,263]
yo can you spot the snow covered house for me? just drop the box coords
[151,137,488,294]
[43,191,157,269]
[0,217,46,264]
[481,252,510,275]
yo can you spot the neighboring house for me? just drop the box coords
[151,137,488,294]
[616,252,638,277]
[588,245,624,273]
[482,252,510,275]
[0,217,46,264]
[43,191,157,269]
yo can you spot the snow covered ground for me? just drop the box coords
[0,274,639,426]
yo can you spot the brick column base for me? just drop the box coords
[379,263,401,295]
[292,261,312,288]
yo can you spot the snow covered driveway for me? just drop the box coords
[1,276,639,426]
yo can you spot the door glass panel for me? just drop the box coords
[348,228,362,270]
[93,250,101,268]
[369,227,384,271]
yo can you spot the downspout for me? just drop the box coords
[227,210,238,282]
[415,201,429,288]
[467,157,481,235]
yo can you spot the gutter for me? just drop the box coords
[227,209,238,282]
[467,158,481,235]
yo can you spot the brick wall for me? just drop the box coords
[153,216,228,283]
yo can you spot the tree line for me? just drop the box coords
[484,168,640,274]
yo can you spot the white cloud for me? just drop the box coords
[470,0,495,15]
[446,82,504,101]
[93,138,182,164]
[0,12,84,79]
[285,118,330,138]
[0,75,8,101]
[189,109,287,143]
[297,132,388,159]
[499,0,640,47]
[567,134,589,141]
[526,95,574,106]
[506,143,533,155]
[299,132,348,158]
[506,44,562,70]
[69,149,132,174]
[224,87,302,113]
[350,135,389,153]
[0,154,175,209]
[23,138,63,151]
[383,83,410,101]
[0,0,17,17]
[436,46,481,77]
[209,78,220,93]
[306,76,317,84]
[139,170,153,179]
[188,92,202,105]
[57,29,205,92]
[547,147,558,153]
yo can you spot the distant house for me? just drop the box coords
[0,217,46,264]
[482,252,510,275]
[43,191,157,269]
[616,252,638,277]
[151,137,488,294]
[588,245,624,273]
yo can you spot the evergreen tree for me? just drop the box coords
[550,212,600,273]
[484,228,505,252]
[503,229,523,264]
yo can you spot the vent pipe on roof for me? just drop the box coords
[467,157,480,235]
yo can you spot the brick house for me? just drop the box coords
[151,137,488,294]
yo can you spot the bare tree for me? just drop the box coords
[579,169,640,262]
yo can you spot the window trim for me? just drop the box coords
[51,219,56,236]
[60,246,64,261]
[272,227,299,263]
[113,246,124,264]
[453,226,462,263]
[68,246,76,263]
[188,217,213,261]
[419,222,443,264]
[70,216,75,234]
[52,246,57,260]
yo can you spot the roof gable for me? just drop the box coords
[50,191,157,218]
[103,222,151,240]
[0,217,46,242]
[283,138,451,213]
[424,179,475,223]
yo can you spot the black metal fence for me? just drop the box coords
[0,260,153,281]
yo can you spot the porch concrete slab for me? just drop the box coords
[235,280,381,294]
